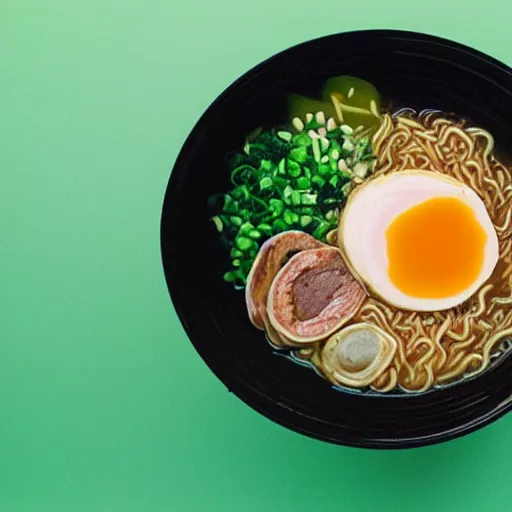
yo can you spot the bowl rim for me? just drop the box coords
[161,29,512,449]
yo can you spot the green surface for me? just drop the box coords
[3,1,512,511]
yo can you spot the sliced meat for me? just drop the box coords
[245,231,326,329]
[267,247,366,344]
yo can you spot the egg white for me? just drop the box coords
[338,170,499,311]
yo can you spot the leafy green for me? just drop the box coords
[209,116,376,287]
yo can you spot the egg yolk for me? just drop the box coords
[386,196,487,299]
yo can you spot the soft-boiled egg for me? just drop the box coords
[338,170,499,311]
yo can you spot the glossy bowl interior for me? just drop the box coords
[161,30,512,448]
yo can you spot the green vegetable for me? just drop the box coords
[283,209,295,225]
[301,193,317,205]
[287,160,301,177]
[260,159,273,172]
[313,222,330,239]
[272,218,288,232]
[257,223,273,236]
[300,215,313,227]
[283,185,294,205]
[223,194,238,213]
[342,139,354,152]
[259,176,273,190]
[230,215,243,227]
[239,222,255,236]
[212,216,223,232]
[291,190,302,206]
[269,198,284,216]
[318,164,331,176]
[329,175,340,188]
[311,175,326,188]
[292,133,312,147]
[236,237,253,251]
[325,209,339,224]
[289,146,308,163]
[208,112,377,286]
[296,177,310,190]
[277,131,292,142]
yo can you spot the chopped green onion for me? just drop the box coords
[287,160,301,178]
[292,118,305,132]
[312,138,321,163]
[277,131,293,141]
[259,176,273,190]
[292,133,312,147]
[342,182,352,195]
[272,218,288,232]
[260,159,273,171]
[325,209,339,223]
[273,176,288,190]
[291,190,302,205]
[210,113,377,287]
[311,175,326,187]
[338,159,348,172]
[212,216,223,232]
[342,139,354,152]
[283,209,295,225]
[289,146,308,163]
[232,185,250,200]
[283,185,294,204]
[296,176,310,190]
[224,270,242,283]
[230,215,243,226]
[257,223,273,236]
[236,237,254,251]
[300,215,313,227]
[269,198,284,215]
[313,222,330,239]
[223,194,238,213]
[353,162,369,179]
[301,193,317,205]
[340,124,353,135]
[318,164,331,176]
[239,222,255,236]
[327,118,337,132]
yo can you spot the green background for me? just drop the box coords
[3,1,512,511]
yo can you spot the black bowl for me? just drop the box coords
[161,30,512,449]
